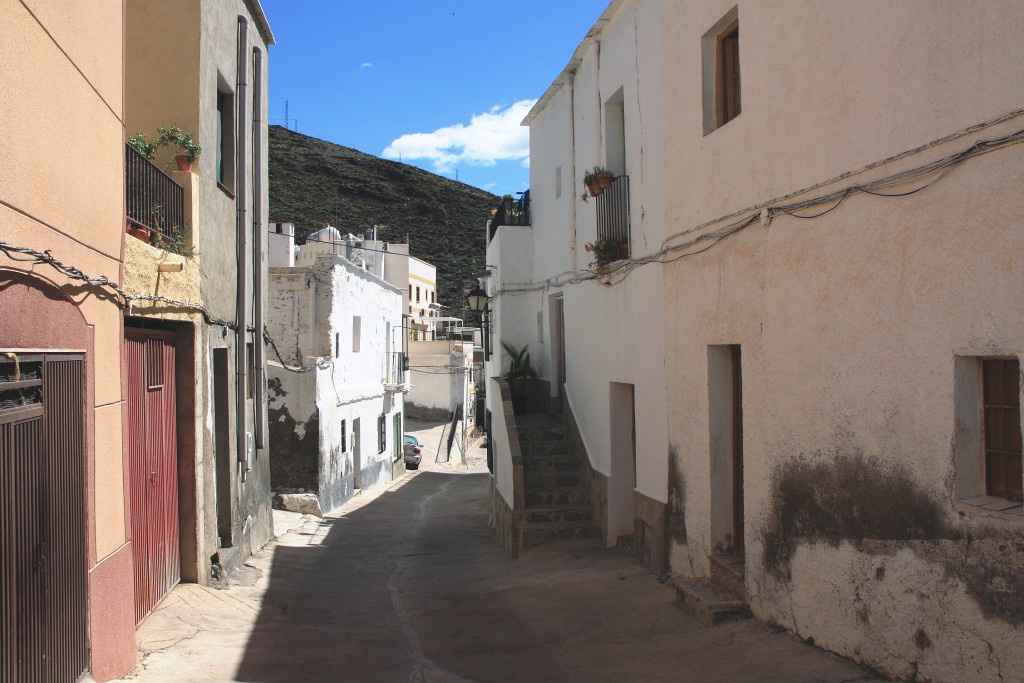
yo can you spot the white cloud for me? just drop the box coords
[383,100,536,173]
[360,62,373,69]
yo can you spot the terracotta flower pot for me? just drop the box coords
[618,243,630,259]
[598,172,614,188]
[174,154,194,173]
[127,225,150,243]
[586,181,602,197]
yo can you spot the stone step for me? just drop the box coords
[524,472,582,489]
[524,504,593,524]
[520,441,571,457]
[522,521,598,548]
[524,487,589,507]
[673,576,750,626]
[516,426,568,443]
[709,553,746,600]
[522,458,580,474]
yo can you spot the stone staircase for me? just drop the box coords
[673,553,751,625]
[516,414,597,548]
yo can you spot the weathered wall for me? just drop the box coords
[658,2,1024,679]
[267,255,406,514]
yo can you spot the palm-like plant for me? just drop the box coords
[500,341,538,385]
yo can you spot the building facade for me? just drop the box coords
[267,236,407,515]
[488,1,1024,680]
[1,1,136,679]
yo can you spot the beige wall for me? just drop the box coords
[660,2,1024,680]
[0,1,136,679]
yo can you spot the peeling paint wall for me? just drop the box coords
[658,3,1024,680]
[267,255,405,514]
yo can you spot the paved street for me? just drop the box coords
[117,422,880,683]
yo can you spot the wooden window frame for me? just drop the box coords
[716,19,741,128]
[982,358,1023,502]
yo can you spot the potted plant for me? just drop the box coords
[594,165,614,188]
[501,341,538,415]
[585,238,627,276]
[502,194,515,211]
[126,124,202,172]
[157,124,202,172]
[583,169,602,198]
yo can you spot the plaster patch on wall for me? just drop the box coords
[267,378,320,493]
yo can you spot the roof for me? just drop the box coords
[244,0,276,45]
[521,0,625,126]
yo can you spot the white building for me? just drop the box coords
[266,228,407,514]
[486,1,1024,681]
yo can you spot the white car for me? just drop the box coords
[403,434,422,470]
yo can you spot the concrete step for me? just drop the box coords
[524,487,589,507]
[522,521,598,548]
[524,472,582,489]
[517,426,568,443]
[709,553,746,600]
[673,576,750,626]
[524,504,593,524]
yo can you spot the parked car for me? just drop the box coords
[403,434,422,470]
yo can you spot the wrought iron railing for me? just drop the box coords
[387,352,407,385]
[488,190,530,242]
[596,175,630,255]
[125,143,184,240]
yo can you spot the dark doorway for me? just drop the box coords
[213,348,232,547]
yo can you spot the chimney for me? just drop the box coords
[269,222,295,267]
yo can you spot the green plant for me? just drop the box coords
[157,124,202,162]
[582,169,599,186]
[128,133,161,159]
[585,238,626,275]
[127,124,202,163]
[162,224,199,259]
[500,341,538,384]
[592,165,611,176]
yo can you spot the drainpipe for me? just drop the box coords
[252,45,266,449]
[235,15,250,470]
[568,72,578,273]
[304,272,317,363]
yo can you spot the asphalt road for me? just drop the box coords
[118,422,879,683]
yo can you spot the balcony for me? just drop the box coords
[487,190,530,243]
[385,351,407,391]
[125,143,184,241]
[596,175,630,255]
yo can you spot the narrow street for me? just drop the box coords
[118,423,880,683]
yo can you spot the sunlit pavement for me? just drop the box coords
[117,421,879,683]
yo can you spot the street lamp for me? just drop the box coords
[466,286,491,360]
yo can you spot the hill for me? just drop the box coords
[267,125,497,309]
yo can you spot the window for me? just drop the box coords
[335,333,340,358]
[340,419,347,453]
[416,286,421,303]
[716,20,741,127]
[430,291,434,303]
[702,8,741,134]
[983,359,1022,501]
[954,356,1024,509]
[352,316,361,352]
[408,285,412,301]
[555,166,562,199]
[377,413,386,454]
[216,83,236,189]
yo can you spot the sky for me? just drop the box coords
[259,1,607,195]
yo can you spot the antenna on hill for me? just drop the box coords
[285,100,289,129]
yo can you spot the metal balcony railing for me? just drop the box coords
[487,190,529,242]
[386,352,407,385]
[596,175,630,254]
[125,143,184,240]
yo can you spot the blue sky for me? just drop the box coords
[260,1,607,195]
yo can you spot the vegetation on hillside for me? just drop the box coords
[268,125,499,309]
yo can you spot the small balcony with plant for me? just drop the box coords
[582,167,630,274]
[487,190,530,242]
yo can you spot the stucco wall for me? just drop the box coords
[655,2,1024,680]
[1,1,136,678]
[267,255,405,513]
